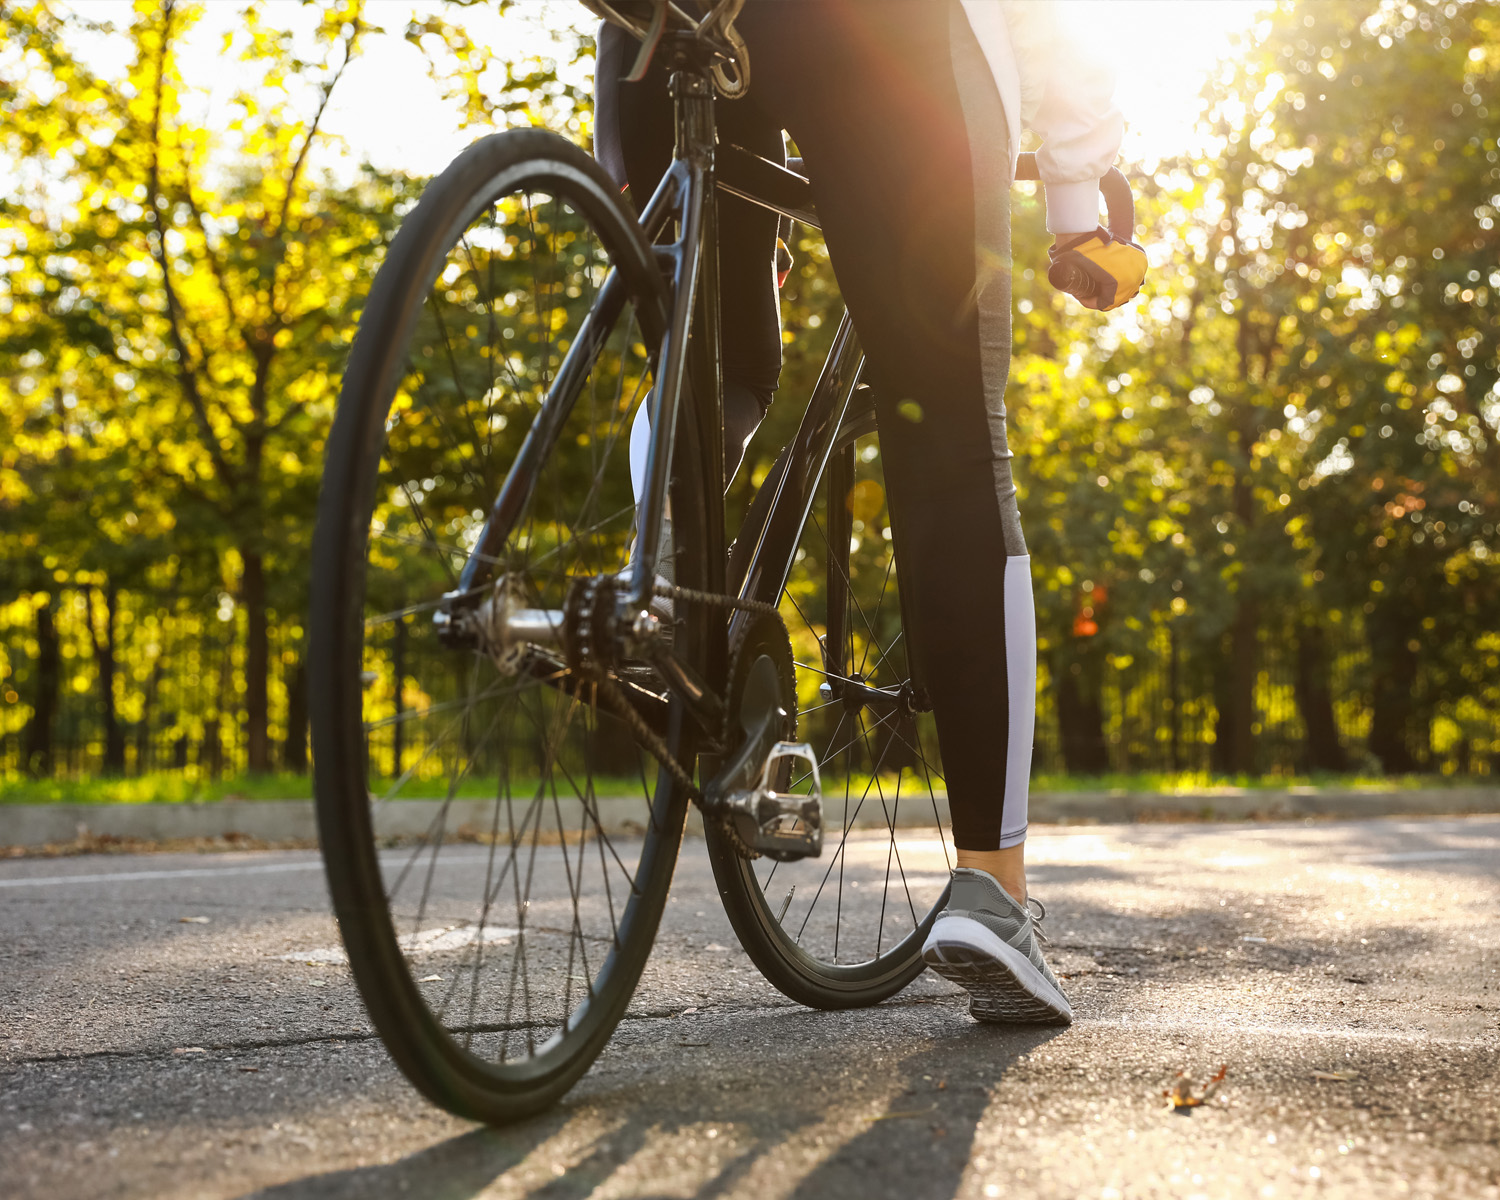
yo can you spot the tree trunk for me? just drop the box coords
[136,653,166,775]
[202,642,232,778]
[1226,596,1258,774]
[283,656,309,773]
[390,616,406,780]
[242,545,271,772]
[1294,617,1346,773]
[1167,624,1182,773]
[87,585,127,775]
[1368,598,1420,774]
[1056,656,1109,774]
[23,591,60,777]
[1211,637,1233,775]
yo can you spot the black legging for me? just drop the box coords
[596,0,1036,851]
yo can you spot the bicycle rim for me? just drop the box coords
[711,402,951,1008]
[310,130,707,1122]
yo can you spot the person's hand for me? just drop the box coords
[1047,227,1147,311]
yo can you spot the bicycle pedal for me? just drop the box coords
[723,742,823,862]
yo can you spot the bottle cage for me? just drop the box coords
[581,0,750,98]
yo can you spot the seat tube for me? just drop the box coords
[628,67,723,616]
[674,70,726,601]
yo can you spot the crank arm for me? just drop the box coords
[701,649,823,861]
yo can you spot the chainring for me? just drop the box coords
[717,610,799,859]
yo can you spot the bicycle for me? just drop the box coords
[309,0,1136,1123]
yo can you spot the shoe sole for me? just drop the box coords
[921,917,1073,1026]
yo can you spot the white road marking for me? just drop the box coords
[1348,849,1493,864]
[0,853,501,889]
[0,861,328,889]
[280,924,521,964]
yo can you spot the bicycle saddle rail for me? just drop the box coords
[581,0,750,96]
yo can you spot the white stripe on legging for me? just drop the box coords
[1000,554,1037,848]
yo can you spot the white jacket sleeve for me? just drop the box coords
[1000,0,1124,234]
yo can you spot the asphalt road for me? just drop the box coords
[2,817,1496,1200]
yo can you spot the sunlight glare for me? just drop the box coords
[1055,0,1271,164]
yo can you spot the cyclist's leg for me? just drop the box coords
[595,22,784,485]
[735,2,1036,890]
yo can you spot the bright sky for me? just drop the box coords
[60,0,1270,175]
[1056,0,1271,164]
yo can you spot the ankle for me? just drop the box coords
[954,846,1027,907]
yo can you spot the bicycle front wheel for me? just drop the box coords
[709,389,952,1009]
[310,130,709,1123]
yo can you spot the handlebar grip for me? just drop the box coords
[1047,260,1097,300]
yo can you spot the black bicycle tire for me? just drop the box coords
[710,405,946,1010]
[309,128,705,1123]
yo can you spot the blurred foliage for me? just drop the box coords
[0,0,1496,783]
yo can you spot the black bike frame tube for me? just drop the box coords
[456,271,632,597]
[716,144,820,230]
[823,439,854,676]
[685,77,728,610]
[626,70,718,617]
[734,311,864,626]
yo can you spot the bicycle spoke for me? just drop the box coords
[856,717,920,951]
[794,704,901,944]
[810,507,891,670]
[374,528,503,568]
[338,160,688,1085]
[858,551,899,676]
[396,480,462,590]
[364,583,490,629]
[736,397,958,978]
[364,673,553,732]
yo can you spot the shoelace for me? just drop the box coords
[1026,896,1050,944]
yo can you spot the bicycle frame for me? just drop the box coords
[450,35,864,746]
[448,32,1136,747]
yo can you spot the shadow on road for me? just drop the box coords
[238,1013,1063,1200]
[241,1117,569,1200]
[781,1022,1060,1200]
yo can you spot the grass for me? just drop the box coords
[0,773,656,805]
[1024,770,1477,794]
[0,768,1488,805]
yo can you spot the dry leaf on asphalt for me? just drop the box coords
[1165,1064,1228,1111]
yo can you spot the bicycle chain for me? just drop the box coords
[591,671,701,802]
[653,581,780,618]
[585,584,782,808]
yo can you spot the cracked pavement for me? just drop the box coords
[2,816,1497,1199]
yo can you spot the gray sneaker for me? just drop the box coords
[921,868,1073,1025]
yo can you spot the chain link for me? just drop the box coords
[590,670,702,801]
[589,584,784,829]
[654,581,780,617]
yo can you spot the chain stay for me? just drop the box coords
[575,581,780,810]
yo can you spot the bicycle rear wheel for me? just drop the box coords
[709,388,952,1009]
[310,130,709,1123]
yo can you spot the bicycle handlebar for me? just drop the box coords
[1014,153,1135,302]
[1013,152,1135,241]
